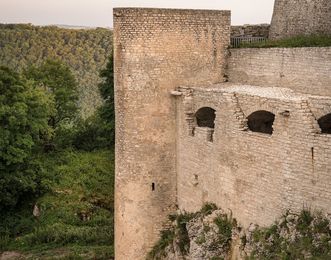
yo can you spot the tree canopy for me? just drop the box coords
[0,24,113,117]
[0,66,53,208]
[24,60,79,129]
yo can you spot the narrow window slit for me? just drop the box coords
[311,147,314,161]
[152,182,155,191]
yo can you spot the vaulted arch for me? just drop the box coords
[195,107,216,128]
[318,113,331,134]
[247,110,275,135]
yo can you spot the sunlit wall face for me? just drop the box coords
[0,0,274,27]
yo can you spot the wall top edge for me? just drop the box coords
[113,7,231,16]
[230,47,331,51]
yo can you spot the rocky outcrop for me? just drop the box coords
[148,205,331,260]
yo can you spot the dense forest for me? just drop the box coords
[0,24,115,258]
[0,24,113,117]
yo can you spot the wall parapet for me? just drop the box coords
[227,47,331,96]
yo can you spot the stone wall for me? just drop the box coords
[113,8,230,260]
[269,0,331,39]
[231,24,270,38]
[176,84,331,227]
[227,47,331,96]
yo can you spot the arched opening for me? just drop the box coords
[195,107,216,128]
[247,110,275,135]
[318,113,331,134]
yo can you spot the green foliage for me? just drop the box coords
[147,229,175,260]
[214,214,235,247]
[149,204,232,259]
[176,213,195,255]
[24,60,79,129]
[0,24,113,117]
[72,115,110,151]
[148,212,195,259]
[238,35,331,48]
[0,66,53,209]
[200,203,218,216]
[72,54,114,151]
[249,209,331,259]
[97,53,115,147]
[0,150,114,258]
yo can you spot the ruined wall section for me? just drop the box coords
[113,8,230,260]
[269,0,331,39]
[227,47,331,96]
[176,86,331,227]
[231,24,270,38]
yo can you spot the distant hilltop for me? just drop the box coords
[0,23,112,30]
[53,24,112,30]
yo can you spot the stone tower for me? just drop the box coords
[269,0,331,39]
[113,8,230,260]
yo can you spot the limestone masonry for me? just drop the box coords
[114,3,331,260]
[270,0,331,39]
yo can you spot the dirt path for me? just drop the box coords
[0,252,23,260]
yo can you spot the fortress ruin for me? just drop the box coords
[113,2,331,259]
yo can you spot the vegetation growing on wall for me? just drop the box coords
[147,203,237,260]
[148,205,331,260]
[248,209,331,259]
[0,24,113,117]
[238,35,331,48]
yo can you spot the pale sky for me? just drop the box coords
[0,0,275,28]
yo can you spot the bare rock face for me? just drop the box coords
[187,210,230,260]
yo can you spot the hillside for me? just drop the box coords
[0,150,114,259]
[0,24,112,117]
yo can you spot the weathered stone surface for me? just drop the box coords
[176,84,331,228]
[113,8,230,260]
[113,6,331,260]
[231,24,270,38]
[227,47,331,96]
[270,0,331,39]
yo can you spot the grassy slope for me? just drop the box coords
[0,150,114,259]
